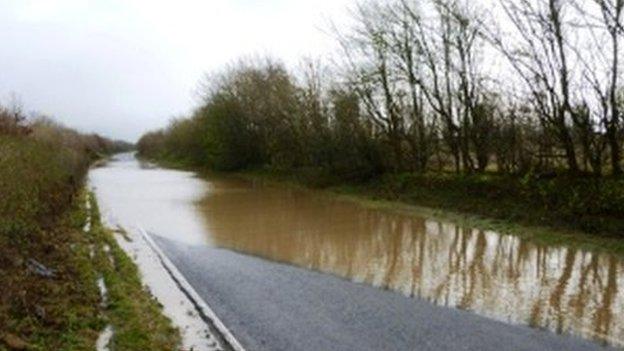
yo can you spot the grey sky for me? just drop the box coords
[0,0,352,141]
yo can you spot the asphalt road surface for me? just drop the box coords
[153,235,616,351]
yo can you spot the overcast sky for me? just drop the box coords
[0,0,352,141]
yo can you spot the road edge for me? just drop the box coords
[138,228,246,351]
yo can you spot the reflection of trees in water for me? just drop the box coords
[199,183,623,345]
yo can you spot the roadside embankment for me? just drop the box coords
[0,123,179,349]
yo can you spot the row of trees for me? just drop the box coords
[139,0,624,179]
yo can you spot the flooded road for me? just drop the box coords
[91,153,623,349]
[91,154,210,246]
[201,178,624,347]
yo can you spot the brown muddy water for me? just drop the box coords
[201,177,624,347]
[94,154,624,347]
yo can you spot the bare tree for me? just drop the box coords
[491,0,580,172]
[573,0,623,175]
[336,1,408,170]
[444,0,491,172]
[394,0,464,172]
[597,0,624,175]
[385,0,432,171]
[394,0,490,173]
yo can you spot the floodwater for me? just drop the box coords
[93,153,624,347]
[89,154,226,351]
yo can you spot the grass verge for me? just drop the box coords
[86,191,181,350]
[0,190,180,351]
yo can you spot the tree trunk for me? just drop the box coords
[607,126,622,176]
[560,127,579,173]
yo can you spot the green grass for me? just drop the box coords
[0,134,96,350]
[0,188,180,351]
[1,190,104,351]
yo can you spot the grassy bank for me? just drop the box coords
[1,131,179,350]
